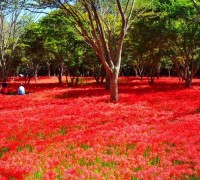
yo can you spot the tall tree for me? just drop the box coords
[37,0,136,102]
[165,0,200,87]
[123,0,170,82]
[20,22,45,83]
[0,0,33,81]
[39,10,82,83]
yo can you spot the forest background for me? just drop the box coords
[1,0,200,101]
[1,0,200,179]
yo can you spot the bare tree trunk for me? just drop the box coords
[167,68,171,77]
[34,64,38,81]
[185,77,192,87]
[105,72,110,90]
[57,61,63,84]
[133,66,138,77]
[110,74,118,102]
[46,62,51,77]
[58,71,62,84]
[1,61,6,81]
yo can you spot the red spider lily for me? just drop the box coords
[0,76,200,178]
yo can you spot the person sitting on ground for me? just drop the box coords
[1,80,8,94]
[18,83,25,95]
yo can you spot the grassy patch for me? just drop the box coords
[0,147,10,157]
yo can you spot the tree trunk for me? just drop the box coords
[109,71,119,102]
[133,67,138,77]
[156,65,160,79]
[58,72,62,84]
[1,62,6,81]
[105,73,110,90]
[185,77,192,87]
[167,68,171,77]
[34,64,38,80]
[46,62,51,77]
[58,62,63,84]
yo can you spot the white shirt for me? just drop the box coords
[18,85,25,95]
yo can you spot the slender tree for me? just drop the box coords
[166,0,200,87]
[0,0,34,81]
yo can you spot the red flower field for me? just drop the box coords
[0,76,200,179]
